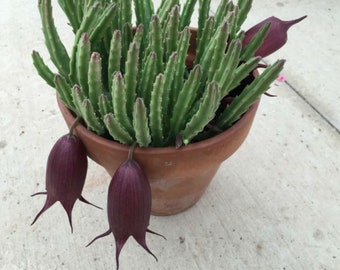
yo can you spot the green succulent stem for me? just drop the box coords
[180,0,198,29]
[157,0,179,26]
[32,51,55,87]
[69,2,102,82]
[236,0,253,34]
[169,65,202,139]
[88,52,103,112]
[108,30,122,90]
[104,113,134,145]
[207,21,229,82]
[124,42,140,118]
[241,22,271,61]
[214,0,231,31]
[111,72,134,135]
[57,0,80,32]
[149,74,165,146]
[161,52,178,131]
[76,33,91,96]
[228,56,261,90]
[89,3,117,42]
[165,5,180,61]
[197,0,211,43]
[39,0,70,79]
[172,27,191,104]
[54,74,76,112]
[119,0,132,29]
[139,52,157,107]
[98,94,113,118]
[133,98,152,147]
[148,15,163,73]
[217,59,285,129]
[195,16,215,64]
[82,99,105,134]
[180,82,220,143]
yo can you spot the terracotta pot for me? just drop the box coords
[58,97,259,216]
[57,27,260,215]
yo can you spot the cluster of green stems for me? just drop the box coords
[33,0,284,147]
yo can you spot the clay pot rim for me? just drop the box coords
[57,96,260,156]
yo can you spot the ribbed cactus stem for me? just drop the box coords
[228,8,239,39]
[149,15,163,73]
[133,0,145,26]
[195,16,215,64]
[81,99,105,134]
[149,74,165,146]
[165,5,180,61]
[70,2,101,82]
[180,82,220,143]
[39,0,70,79]
[134,0,154,33]
[218,59,285,129]
[197,0,211,45]
[215,39,242,96]
[133,98,151,147]
[228,56,261,90]
[54,74,76,112]
[89,2,117,41]
[235,0,253,33]
[132,24,145,45]
[119,0,132,29]
[139,52,157,107]
[172,27,191,103]
[170,65,202,138]
[98,94,113,118]
[57,0,80,32]
[32,50,55,87]
[124,42,140,118]
[161,52,178,130]
[199,19,228,73]
[157,0,179,26]
[241,22,271,61]
[74,0,85,25]
[108,30,122,90]
[214,0,231,31]
[207,21,229,82]
[76,33,91,95]
[121,23,133,73]
[111,72,134,135]
[71,85,86,115]
[88,52,103,112]
[133,0,154,51]
[143,0,154,26]
[104,113,134,145]
[180,0,198,30]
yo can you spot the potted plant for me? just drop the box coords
[31,0,306,268]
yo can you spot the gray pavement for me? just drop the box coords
[1,1,339,269]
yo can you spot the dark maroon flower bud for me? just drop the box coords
[87,144,164,270]
[243,15,307,57]
[31,133,100,232]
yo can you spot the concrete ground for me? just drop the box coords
[1,0,339,269]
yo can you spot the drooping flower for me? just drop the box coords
[31,132,100,232]
[243,15,307,58]
[87,144,164,270]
